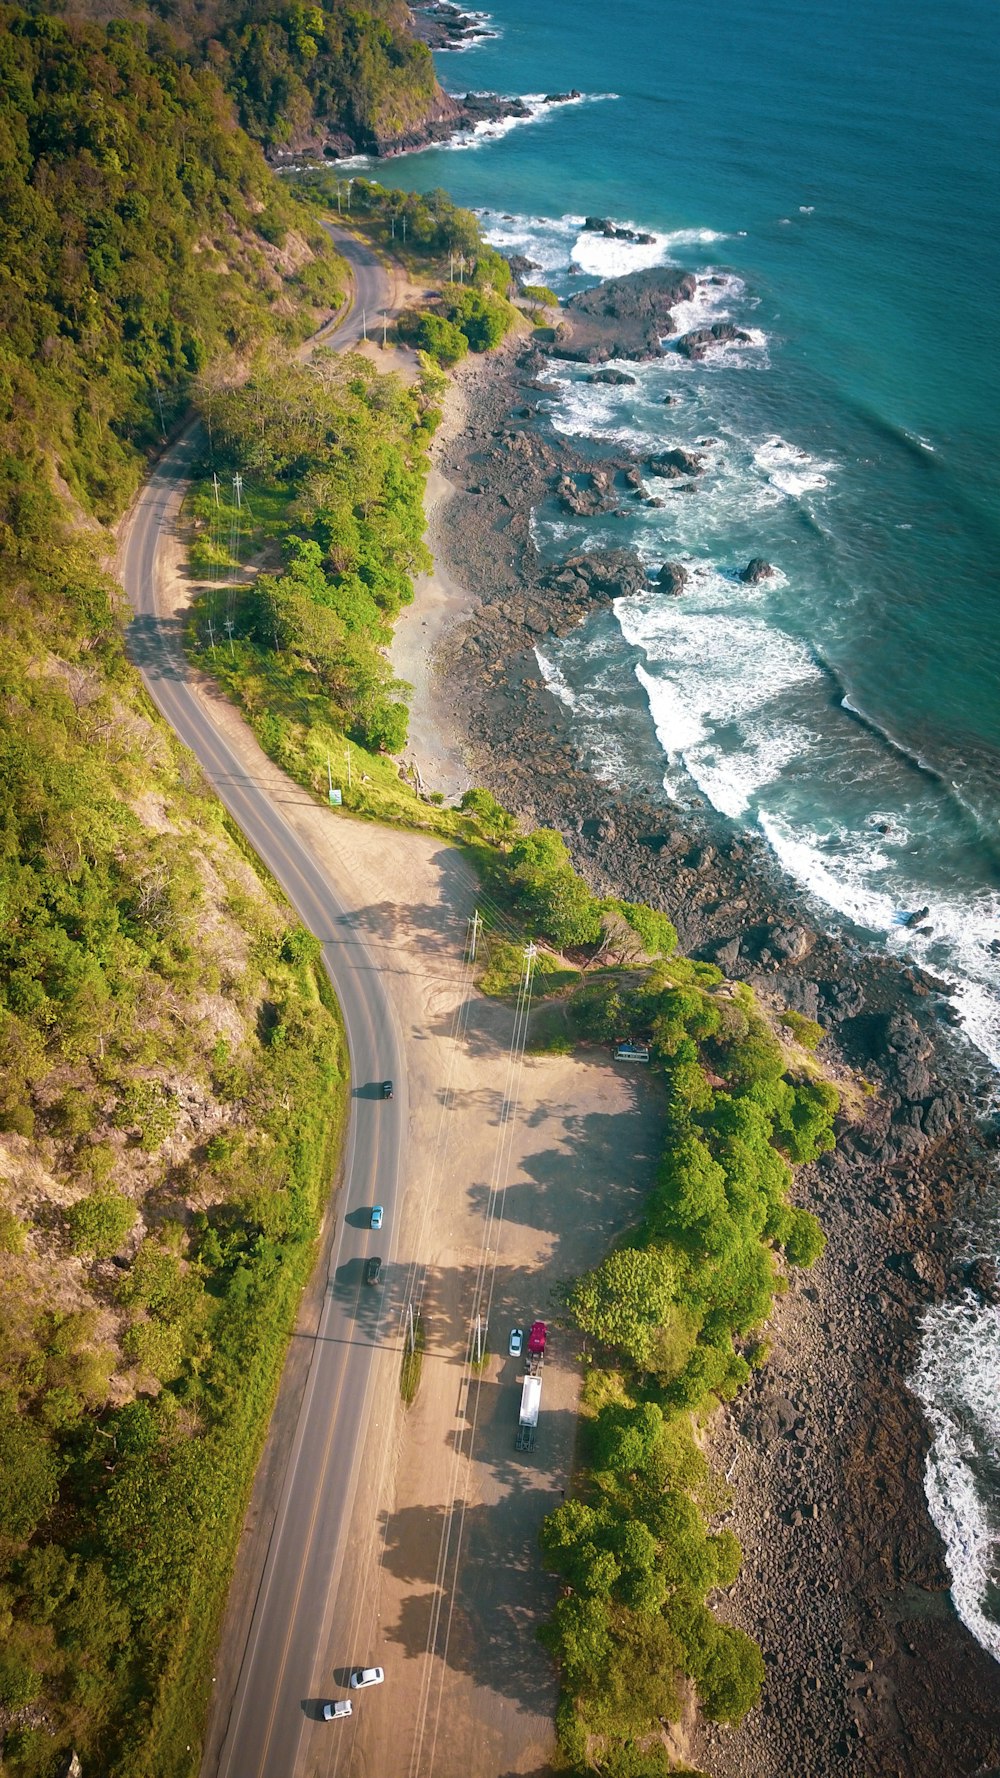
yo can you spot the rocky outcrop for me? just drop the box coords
[583,216,656,244]
[647,446,705,478]
[658,562,689,596]
[587,368,637,385]
[548,266,700,362]
[741,557,776,583]
[675,321,752,359]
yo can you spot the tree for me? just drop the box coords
[567,1247,679,1368]
[0,1403,62,1542]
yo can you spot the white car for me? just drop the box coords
[508,1327,524,1358]
[349,1666,385,1689]
[322,1700,352,1720]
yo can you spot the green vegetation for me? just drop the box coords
[400,1314,426,1404]
[209,1,440,154]
[537,954,834,1763]
[0,478,348,1778]
[779,1008,825,1051]
[298,177,523,365]
[0,9,360,1774]
[186,347,452,792]
[451,798,835,1767]
[0,3,345,521]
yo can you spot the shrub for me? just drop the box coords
[522,283,559,307]
[618,902,678,958]
[779,1009,825,1050]
[67,1190,137,1258]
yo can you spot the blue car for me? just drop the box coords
[371,1205,384,1231]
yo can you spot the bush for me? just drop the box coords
[779,1009,825,1050]
[618,902,678,958]
[522,283,559,307]
[411,312,468,367]
[67,1190,137,1258]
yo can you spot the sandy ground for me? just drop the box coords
[155,514,667,1775]
[391,344,527,804]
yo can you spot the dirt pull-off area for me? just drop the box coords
[150,526,669,1778]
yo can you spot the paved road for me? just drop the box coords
[119,231,407,1778]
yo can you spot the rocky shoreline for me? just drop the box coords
[416,302,1000,1773]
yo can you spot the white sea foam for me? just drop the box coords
[480,209,728,296]
[755,814,1000,1070]
[533,647,578,710]
[534,648,637,781]
[429,5,502,50]
[912,1285,1000,1664]
[754,434,837,497]
[757,809,901,930]
[621,601,823,814]
[569,225,725,282]
[437,91,616,152]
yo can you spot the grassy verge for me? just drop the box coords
[400,1315,427,1405]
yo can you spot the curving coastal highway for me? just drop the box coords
[119,231,407,1778]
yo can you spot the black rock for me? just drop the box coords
[647,446,705,478]
[658,561,689,596]
[586,368,637,385]
[741,557,777,584]
[675,322,752,360]
[966,1257,1000,1306]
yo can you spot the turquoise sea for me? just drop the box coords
[375,0,1000,1651]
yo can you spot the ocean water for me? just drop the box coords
[374,0,1000,1656]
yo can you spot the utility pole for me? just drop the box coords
[361,306,367,342]
[346,181,351,213]
[469,909,483,962]
[390,213,395,239]
[207,616,216,653]
[382,310,388,348]
[336,184,342,216]
[153,383,166,442]
[474,1313,484,1365]
[406,1301,415,1355]
[524,941,538,978]
[224,618,235,661]
[327,754,334,803]
[401,214,406,242]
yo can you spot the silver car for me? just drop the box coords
[349,1666,385,1689]
[322,1700,352,1721]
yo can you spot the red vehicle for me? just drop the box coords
[527,1321,547,1358]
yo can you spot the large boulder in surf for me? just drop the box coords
[740,557,776,584]
[658,562,689,596]
[587,368,637,385]
[647,446,705,478]
[675,322,752,360]
[561,548,649,600]
[547,266,700,362]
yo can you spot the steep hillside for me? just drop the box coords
[0,10,353,1775]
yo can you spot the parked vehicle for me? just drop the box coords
[613,1041,650,1062]
[370,1205,383,1230]
[364,1257,382,1286]
[381,1079,393,1099]
[516,1375,541,1452]
[349,1666,385,1689]
[508,1327,524,1358]
[516,1321,547,1451]
[322,1701,352,1721]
